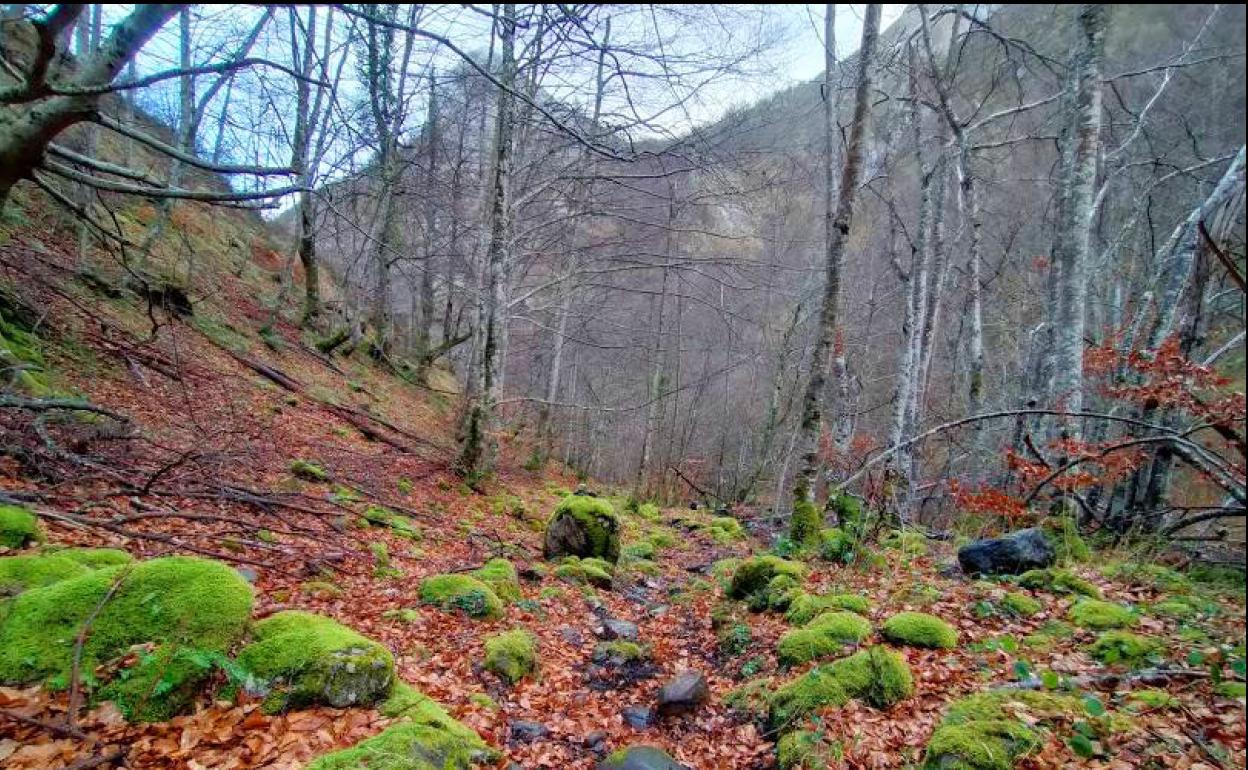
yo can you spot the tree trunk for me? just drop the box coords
[792,3,881,512]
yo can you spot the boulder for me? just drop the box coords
[599,746,692,770]
[237,611,394,712]
[544,496,621,562]
[622,705,653,729]
[957,528,1055,576]
[656,670,709,717]
[602,619,639,641]
[508,719,550,742]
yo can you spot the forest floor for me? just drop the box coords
[0,207,1245,770]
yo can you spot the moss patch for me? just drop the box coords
[418,574,504,619]
[483,629,537,684]
[305,713,491,770]
[1018,568,1100,598]
[1087,630,1163,666]
[0,556,253,686]
[0,504,42,549]
[790,500,822,545]
[1001,592,1042,618]
[543,495,621,562]
[777,612,872,667]
[769,646,913,729]
[472,558,520,601]
[290,459,330,482]
[881,612,958,649]
[785,592,869,625]
[52,547,134,569]
[97,645,222,722]
[237,610,394,713]
[1068,599,1136,630]
[0,553,91,595]
[554,556,614,588]
[923,690,1078,770]
[728,555,806,601]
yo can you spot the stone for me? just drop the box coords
[559,625,584,646]
[656,670,709,717]
[585,730,609,753]
[236,566,259,583]
[957,528,1055,576]
[544,496,621,562]
[622,704,653,729]
[602,619,639,641]
[599,745,691,770]
[508,719,550,743]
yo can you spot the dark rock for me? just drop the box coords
[602,619,639,641]
[519,566,543,582]
[574,484,598,497]
[957,528,1055,576]
[559,625,584,646]
[622,704,653,729]
[509,719,550,742]
[689,501,699,510]
[655,671,709,717]
[585,730,609,753]
[599,745,691,770]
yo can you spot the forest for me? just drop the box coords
[0,3,1244,769]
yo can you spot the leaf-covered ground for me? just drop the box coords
[1,210,1245,770]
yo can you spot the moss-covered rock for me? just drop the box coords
[1001,592,1042,618]
[784,592,869,625]
[777,612,872,667]
[0,553,91,595]
[418,574,504,619]
[777,729,840,769]
[755,573,802,612]
[790,500,823,545]
[1017,568,1101,598]
[97,645,220,722]
[483,629,537,685]
[361,505,421,539]
[237,610,394,713]
[818,527,855,564]
[543,495,620,562]
[881,611,958,649]
[554,556,614,588]
[769,646,913,729]
[307,684,493,770]
[727,555,806,601]
[0,504,41,549]
[1088,630,1163,666]
[922,690,1078,770]
[1150,597,1200,619]
[591,640,649,666]
[53,547,134,569]
[708,516,745,543]
[472,558,520,601]
[0,556,253,685]
[1067,599,1136,630]
[290,459,331,482]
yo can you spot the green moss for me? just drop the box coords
[1102,562,1191,593]
[1125,689,1178,710]
[648,529,677,549]
[1042,514,1089,564]
[760,574,803,612]
[1001,592,1042,618]
[97,645,220,722]
[1022,620,1075,651]
[1087,631,1163,666]
[382,608,420,624]
[637,502,661,520]
[0,504,41,549]
[1068,599,1137,630]
[881,612,958,649]
[1017,568,1101,598]
[725,677,773,721]
[728,555,806,601]
[622,541,656,560]
[301,580,343,599]
[1214,682,1246,699]
[777,612,872,667]
[53,547,134,569]
[785,592,869,625]
[483,629,537,685]
[709,516,745,543]
[591,640,648,664]
[790,500,823,545]
[361,506,421,539]
[1150,598,1199,619]
[826,493,865,534]
[305,717,491,770]
[882,529,928,556]
[0,553,91,594]
[554,556,614,588]
[290,459,330,482]
[237,611,394,713]
[717,621,752,656]
[472,558,520,602]
[777,729,841,769]
[769,646,913,729]
[418,574,504,619]
[544,495,621,561]
[819,527,855,564]
[0,556,252,685]
[923,690,1078,770]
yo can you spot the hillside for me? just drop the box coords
[1,4,1245,770]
